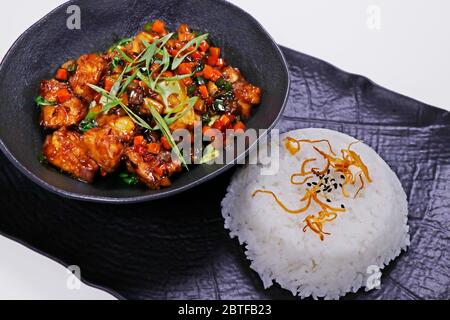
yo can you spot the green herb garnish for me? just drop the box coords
[171,33,209,70]
[147,104,189,170]
[79,118,98,132]
[120,172,139,185]
[35,96,56,107]
[37,153,47,164]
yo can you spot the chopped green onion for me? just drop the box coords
[187,85,196,96]
[213,99,226,112]
[195,76,205,86]
[143,22,153,32]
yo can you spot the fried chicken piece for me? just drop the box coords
[40,97,87,130]
[69,54,106,101]
[43,128,99,183]
[39,79,68,102]
[83,115,135,174]
[39,79,87,129]
[124,139,182,189]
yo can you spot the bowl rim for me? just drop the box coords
[0,0,291,204]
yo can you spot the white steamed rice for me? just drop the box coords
[221,128,410,299]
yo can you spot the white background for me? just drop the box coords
[0,0,449,299]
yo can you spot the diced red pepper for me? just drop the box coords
[55,68,68,81]
[190,51,202,60]
[198,85,209,99]
[56,88,71,104]
[152,19,166,34]
[161,136,172,150]
[199,40,209,53]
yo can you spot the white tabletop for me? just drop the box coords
[0,0,449,300]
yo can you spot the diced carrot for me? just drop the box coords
[147,143,161,155]
[202,125,212,136]
[216,58,225,68]
[104,77,116,92]
[134,135,144,146]
[178,24,190,34]
[199,40,209,52]
[152,19,166,34]
[212,119,224,132]
[210,69,222,82]
[219,114,232,128]
[207,55,218,66]
[55,68,68,81]
[209,47,220,57]
[177,62,192,75]
[198,85,209,99]
[203,65,214,80]
[161,136,172,150]
[56,88,71,104]
[233,121,246,132]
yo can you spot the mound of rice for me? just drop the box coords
[221,128,409,299]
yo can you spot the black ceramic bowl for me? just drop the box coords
[0,0,289,203]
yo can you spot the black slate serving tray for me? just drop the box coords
[0,47,449,300]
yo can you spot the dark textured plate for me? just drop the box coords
[0,46,449,300]
[0,0,289,203]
